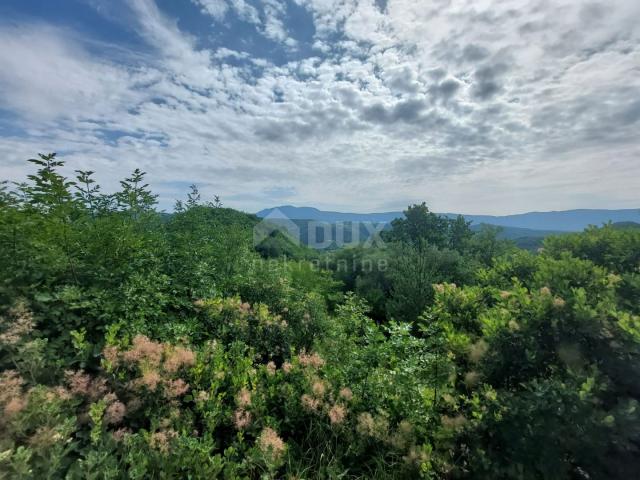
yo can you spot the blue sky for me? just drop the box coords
[0,0,639,214]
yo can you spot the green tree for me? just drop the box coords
[387,241,467,323]
[385,203,450,248]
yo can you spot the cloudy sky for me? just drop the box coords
[0,0,639,214]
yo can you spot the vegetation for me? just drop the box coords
[0,154,638,479]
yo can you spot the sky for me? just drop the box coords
[0,0,639,214]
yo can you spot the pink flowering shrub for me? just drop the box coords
[0,298,465,478]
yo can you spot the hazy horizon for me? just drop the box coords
[255,204,640,216]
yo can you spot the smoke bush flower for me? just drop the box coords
[311,380,327,397]
[356,413,389,440]
[468,339,489,363]
[441,414,467,430]
[339,387,353,401]
[65,370,91,396]
[102,345,120,367]
[301,394,320,412]
[149,430,177,454]
[328,404,347,425]
[123,335,163,367]
[234,409,252,429]
[163,346,196,373]
[266,361,276,375]
[258,427,286,461]
[4,397,26,418]
[553,297,566,308]
[45,386,72,402]
[299,351,324,369]
[164,379,189,398]
[112,427,131,442]
[464,371,481,387]
[356,412,375,437]
[105,401,126,424]
[236,387,252,408]
[0,370,24,406]
[0,302,34,345]
[132,370,161,392]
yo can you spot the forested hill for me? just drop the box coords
[258,205,640,231]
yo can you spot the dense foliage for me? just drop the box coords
[0,154,638,479]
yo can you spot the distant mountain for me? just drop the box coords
[442,209,640,232]
[257,206,640,232]
[612,221,640,230]
[470,224,566,240]
[256,206,402,224]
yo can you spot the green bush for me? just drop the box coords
[1,153,639,478]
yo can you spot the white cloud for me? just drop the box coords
[192,0,228,21]
[194,0,298,47]
[262,0,296,45]
[0,24,146,122]
[0,0,639,214]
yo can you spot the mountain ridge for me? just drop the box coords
[257,206,640,232]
